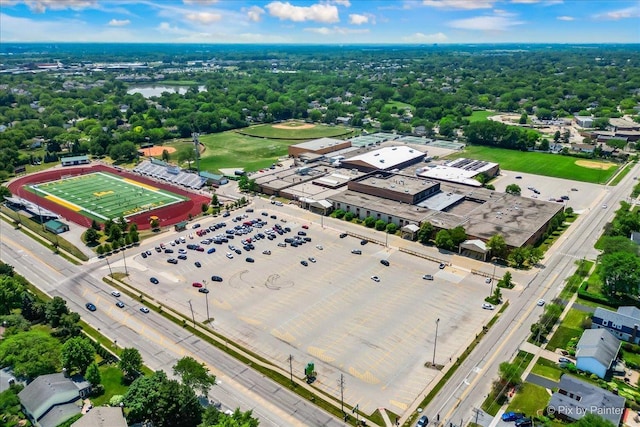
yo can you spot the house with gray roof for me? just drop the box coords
[18,373,91,427]
[592,306,640,344]
[548,375,625,425]
[71,407,128,427]
[575,329,620,379]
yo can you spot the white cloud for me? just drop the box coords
[422,0,493,10]
[108,18,130,26]
[349,13,368,25]
[594,5,640,20]
[556,15,574,21]
[448,15,524,31]
[182,0,219,4]
[5,0,97,13]
[403,32,448,43]
[185,12,222,24]
[304,26,368,35]
[330,0,351,6]
[265,1,340,23]
[510,0,540,3]
[245,5,265,22]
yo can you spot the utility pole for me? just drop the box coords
[288,354,294,385]
[472,407,482,425]
[105,256,113,277]
[203,279,210,322]
[338,374,345,415]
[433,318,440,366]
[121,248,128,275]
[188,300,196,328]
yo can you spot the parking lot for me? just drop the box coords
[126,207,499,414]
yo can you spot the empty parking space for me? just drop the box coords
[128,211,497,413]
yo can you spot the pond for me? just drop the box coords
[127,85,207,98]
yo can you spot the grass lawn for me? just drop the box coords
[622,349,640,367]
[546,309,589,351]
[507,383,551,418]
[447,146,618,183]
[482,351,534,415]
[237,122,353,140]
[609,162,633,186]
[465,110,494,123]
[385,100,415,113]
[92,365,129,406]
[531,358,563,381]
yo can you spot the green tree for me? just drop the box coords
[86,362,102,386]
[434,230,454,251]
[508,247,529,268]
[417,222,434,244]
[505,184,521,196]
[364,216,376,228]
[173,356,217,396]
[386,223,398,234]
[344,211,355,221]
[45,296,69,328]
[498,271,513,289]
[600,252,640,297]
[199,407,260,427]
[119,347,143,382]
[85,228,99,245]
[539,138,550,151]
[162,149,170,162]
[150,218,160,230]
[486,234,507,260]
[124,370,202,427]
[211,194,219,207]
[0,276,25,315]
[0,329,62,378]
[449,226,467,246]
[202,203,209,213]
[91,219,101,231]
[526,246,544,265]
[570,414,615,427]
[518,113,528,124]
[61,336,96,375]
[498,361,522,387]
[600,235,639,256]
[374,219,387,231]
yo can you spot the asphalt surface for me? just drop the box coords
[0,223,346,427]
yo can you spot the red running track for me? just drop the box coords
[7,164,210,230]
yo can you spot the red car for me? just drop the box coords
[302,225,309,229]
[192,282,203,288]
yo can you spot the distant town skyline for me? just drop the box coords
[1,0,639,44]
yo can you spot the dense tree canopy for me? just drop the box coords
[0,329,62,378]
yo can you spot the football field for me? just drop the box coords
[27,172,187,222]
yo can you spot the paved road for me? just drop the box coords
[0,222,345,427]
[419,161,640,427]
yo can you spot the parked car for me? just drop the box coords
[502,412,525,422]
[198,288,210,294]
[537,299,545,306]
[439,263,446,269]
[164,248,174,254]
[360,239,368,245]
[423,274,434,281]
[482,303,495,310]
[141,252,148,258]
[167,258,178,264]
[380,259,390,266]
[371,276,380,282]
[150,277,159,284]
[351,249,362,255]
[277,242,287,247]
[559,357,572,364]
[298,231,307,236]
[308,257,316,263]
[140,307,150,314]
[485,277,492,284]
[302,225,309,229]
[85,302,97,312]
[194,261,201,268]
[246,257,255,263]
[262,250,271,255]
[211,275,223,282]
[339,233,348,238]
[192,282,203,288]
[178,254,187,260]
[316,245,323,250]
[116,301,125,308]
[207,248,216,254]
[226,252,234,259]
[416,415,429,427]
[300,260,308,266]
[515,418,532,427]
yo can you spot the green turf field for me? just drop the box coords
[237,122,353,139]
[447,145,618,183]
[27,172,187,222]
[464,110,494,123]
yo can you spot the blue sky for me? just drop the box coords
[0,0,639,44]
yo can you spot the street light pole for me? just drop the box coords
[203,280,210,323]
[121,248,128,275]
[432,318,440,366]
[490,259,496,297]
[188,300,196,328]
[105,256,113,278]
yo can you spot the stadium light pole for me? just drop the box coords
[203,279,210,323]
[105,256,113,278]
[121,248,128,275]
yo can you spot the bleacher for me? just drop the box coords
[133,160,206,189]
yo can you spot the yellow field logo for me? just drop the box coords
[93,191,114,197]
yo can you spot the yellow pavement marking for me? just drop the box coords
[45,194,81,211]
[349,366,381,384]
[271,329,295,344]
[123,178,158,191]
[390,399,409,411]
[238,316,262,326]
[308,346,336,363]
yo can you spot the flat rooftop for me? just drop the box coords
[291,137,347,151]
[355,172,438,197]
[417,165,483,187]
[342,145,425,170]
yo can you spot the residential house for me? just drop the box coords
[548,375,625,425]
[18,373,91,427]
[572,143,595,154]
[630,231,640,245]
[71,407,127,427]
[575,329,620,379]
[574,116,594,128]
[592,306,640,343]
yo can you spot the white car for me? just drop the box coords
[111,291,121,297]
[371,276,380,282]
[316,245,323,250]
[226,252,234,259]
[485,277,492,284]
[602,204,608,209]
[537,299,545,306]
[308,257,316,263]
[422,274,434,281]
[482,303,495,310]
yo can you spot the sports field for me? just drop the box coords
[26,172,187,222]
[237,121,353,140]
[448,145,618,183]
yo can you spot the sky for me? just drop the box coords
[0,0,639,44]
